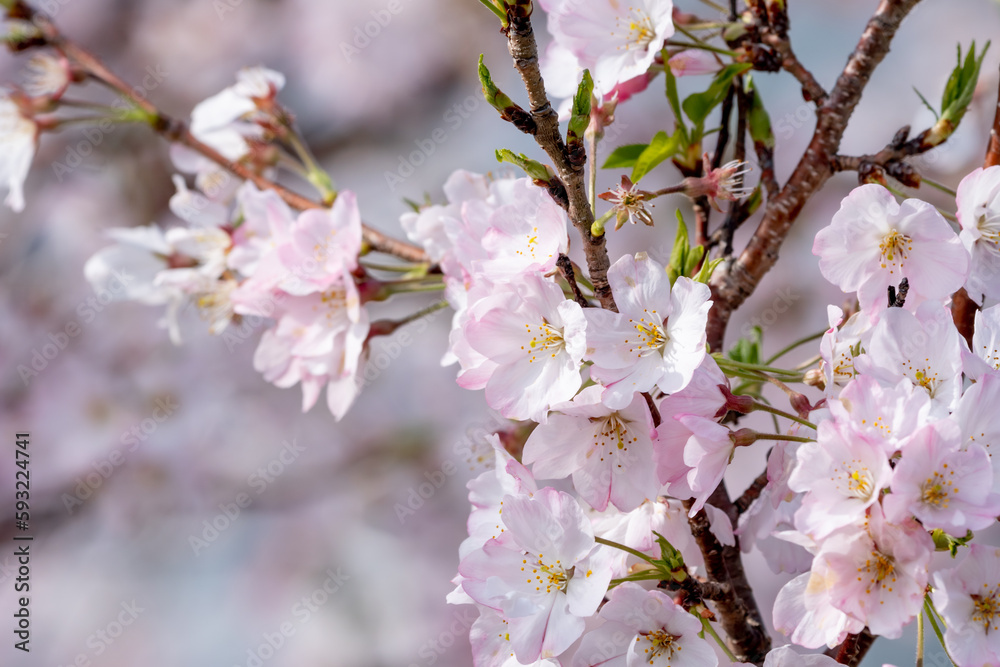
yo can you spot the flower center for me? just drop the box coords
[878,229,912,272]
[520,553,573,594]
[920,467,957,509]
[515,226,541,260]
[972,587,1000,634]
[615,9,656,51]
[858,550,897,594]
[624,310,668,356]
[589,413,639,465]
[837,462,875,501]
[523,321,565,363]
[637,629,682,664]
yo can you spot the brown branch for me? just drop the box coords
[556,253,590,308]
[734,467,769,514]
[707,0,924,352]
[503,5,616,311]
[23,6,430,264]
[830,629,876,665]
[685,484,770,663]
[760,30,828,104]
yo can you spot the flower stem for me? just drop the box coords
[923,596,958,667]
[588,129,598,215]
[595,536,659,565]
[751,402,816,430]
[764,329,825,365]
[748,432,816,444]
[285,129,336,204]
[920,176,957,197]
[916,605,925,667]
[714,357,804,379]
[700,617,738,663]
[665,40,738,57]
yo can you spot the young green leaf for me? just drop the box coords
[682,62,752,127]
[603,143,648,169]
[631,130,681,183]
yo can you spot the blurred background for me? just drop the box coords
[2,0,1000,665]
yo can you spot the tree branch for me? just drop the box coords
[707,0,924,351]
[503,5,616,310]
[22,4,430,264]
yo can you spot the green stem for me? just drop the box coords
[714,357,804,378]
[608,573,670,588]
[765,330,825,365]
[595,536,659,566]
[916,606,925,667]
[361,260,431,274]
[920,176,957,197]
[378,277,446,297]
[588,129,598,215]
[750,432,816,444]
[285,129,336,204]
[665,40,738,57]
[751,401,816,430]
[700,617,738,663]
[923,597,957,667]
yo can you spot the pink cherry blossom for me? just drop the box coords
[813,184,969,316]
[459,488,614,663]
[522,385,660,512]
[667,50,719,77]
[956,166,1000,304]
[931,544,1000,667]
[818,305,871,395]
[773,570,864,650]
[590,497,701,577]
[469,606,562,667]
[828,376,932,456]
[855,302,964,412]
[585,253,712,409]
[0,93,38,212]
[252,274,369,420]
[789,420,892,539]
[189,66,285,161]
[883,420,1000,533]
[964,304,1000,380]
[818,505,932,638]
[951,372,1000,491]
[573,582,718,667]
[538,0,675,96]
[461,275,586,421]
[763,646,840,667]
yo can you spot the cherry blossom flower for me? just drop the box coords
[599,175,655,229]
[813,184,969,316]
[522,385,660,512]
[667,49,719,77]
[189,66,285,161]
[883,420,1000,533]
[818,305,871,395]
[590,496,700,576]
[828,375,932,456]
[683,154,753,212]
[461,275,586,421]
[573,582,718,667]
[252,275,369,420]
[538,0,675,96]
[931,544,1000,667]
[22,53,71,98]
[585,253,712,409]
[469,606,561,667]
[459,488,614,663]
[789,420,892,539]
[951,372,1000,491]
[817,506,932,638]
[956,166,1000,304]
[773,570,865,650]
[855,302,964,412]
[669,415,735,515]
[964,304,1000,380]
[0,92,38,212]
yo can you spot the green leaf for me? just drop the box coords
[567,69,594,140]
[694,256,724,284]
[631,130,681,183]
[667,210,690,286]
[727,326,763,365]
[478,55,515,112]
[603,143,648,169]
[913,86,940,120]
[664,55,687,136]
[745,75,774,149]
[495,149,550,182]
[684,244,705,277]
[682,62,752,127]
[475,0,508,24]
[940,41,990,127]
